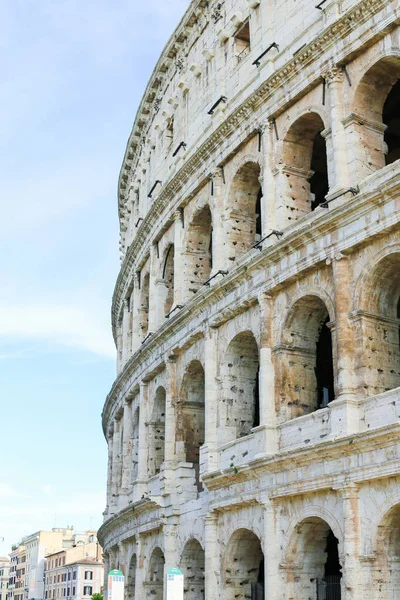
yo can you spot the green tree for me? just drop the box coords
[92,594,103,600]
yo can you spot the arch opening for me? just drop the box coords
[148,387,166,477]
[126,553,136,600]
[146,548,165,600]
[219,331,260,443]
[179,539,205,600]
[374,503,400,597]
[163,244,175,315]
[184,205,213,298]
[286,518,342,599]
[352,57,400,178]
[280,113,328,225]
[177,361,205,492]
[222,529,264,600]
[139,273,150,338]
[276,295,334,422]
[225,162,262,262]
[356,252,400,397]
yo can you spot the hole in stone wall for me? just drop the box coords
[316,317,334,409]
[309,132,329,210]
[383,78,400,166]
[255,187,263,242]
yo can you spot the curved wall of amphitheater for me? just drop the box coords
[98,1,400,598]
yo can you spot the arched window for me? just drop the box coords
[127,554,136,600]
[177,361,205,491]
[373,504,400,598]
[279,113,328,226]
[286,518,342,599]
[139,273,150,338]
[225,162,262,262]
[147,548,165,600]
[179,539,205,600]
[184,205,213,298]
[222,529,264,600]
[162,244,175,315]
[277,295,334,423]
[352,57,400,179]
[148,387,166,477]
[219,331,260,443]
[356,252,400,397]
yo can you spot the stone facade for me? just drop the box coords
[98,0,400,598]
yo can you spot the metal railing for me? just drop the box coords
[316,576,342,600]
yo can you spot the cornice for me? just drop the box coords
[202,424,400,492]
[113,0,394,340]
[102,168,400,434]
[97,498,161,547]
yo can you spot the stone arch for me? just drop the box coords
[126,552,136,600]
[278,111,329,227]
[184,204,213,299]
[285,516,342,599]
[148,386,166,477]
[351,54,400,179]
[275,294,335,422]
[139,272,150,338]
[222,528,264,600]
[177,360,205,491]
[179,538,205,600]
[219,330,260,443]
[372,503,400,598]
[224,161,262,263]
[146,547,165,600]
[132,406,140,482]
[353,250,400,397]
[157,243,175,317]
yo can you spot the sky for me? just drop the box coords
[0,0,189,556]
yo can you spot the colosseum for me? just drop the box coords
[98,0,400,598]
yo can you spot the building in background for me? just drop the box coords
[0,558,10,600]
[8,530,100,600]
[44,542,103,600]
[98,0,400,598]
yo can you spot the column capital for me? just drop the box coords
[323,66,345,84]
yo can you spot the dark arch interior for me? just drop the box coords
[383,79,400,166]
[253,366,260,428]
[322,531,342,599]
[256,187,263,241]
[316,317,334,409]
[309,131,329,210]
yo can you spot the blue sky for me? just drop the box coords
[0,0,189,555]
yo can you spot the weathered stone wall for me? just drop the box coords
[99,1,400,598]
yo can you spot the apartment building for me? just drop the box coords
[0,558,10,600]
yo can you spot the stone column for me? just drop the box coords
[103,553,110,600]
[148,243,158,332]
[136,382,149,500]
[163,519,179,599]
[134,537,145,600]
[131,273,141,352]
[329,254,359,435]
[106,428,114,512]
[201,327,219,474]
[258,293,278,454]
[173,209,184,305]
[210,168,226,274]
[164,358,178,495]
[204,513,219,600]
[121,399,133,496]
[339,484,362,600]
[261,121,277,236]
[324,67,350,194]
[111,419,122,505]
[263,496,281,600]
[121,298,130,366]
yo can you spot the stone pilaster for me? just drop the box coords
[201,326,219,474]
[204,513,219,600]
[261,120,277,236]
[173,209,184,305]
[111,418,122,506]
[148,243,158,332]
[134,537,145,600]
[258,293,278,454]
[324,67,350,194]
[106,427,114,511]
[339,484,362,600]
[263,496,281,600]
[136,382,149,500]
[131,273,141,352]
[210,168,225,274]
[121,399,133,495]
[329,254,359,435]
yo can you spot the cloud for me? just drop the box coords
[0,304,115,359]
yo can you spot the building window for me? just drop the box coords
[67,589,70,597]
[72,573,76,581]
[83,588,92,597]
[72,588,75,596]
[67,574,70,582]
[234,20,250,59]
[84,572,92,581]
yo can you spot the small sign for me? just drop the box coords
[108,570,124,600]
[166,567,184,600]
